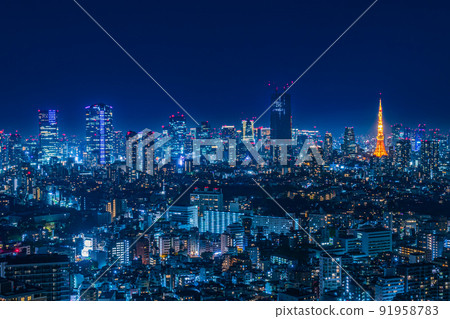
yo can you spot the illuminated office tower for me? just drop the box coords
[109,240,130,265]
[85,103,114,165]
[221,125,236,139]
[159,234,180,257]
[168,205,199,229]
[38,110,59,163]
[242,119,255,142]
[394,139,411,172]
[319,254,342,299]
[196,121,210,139]
[420,140,440,178]
[190,187,223,213]
[7,132,23,166]
[106,198,126,220]
[373,98,388,157]
[199,210,243,234]
[357,228,392,257]
[391,123,403,148]
[323,132,333,163]
[168,112,187,160]
[418,233,443,260]
[270,90,292,140]
[343,127,357,156]
[113,130,126,161]
[0,130,7,168]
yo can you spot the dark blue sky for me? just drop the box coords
[1,0,449,137]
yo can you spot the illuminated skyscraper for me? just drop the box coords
[113,130,126,161]
[394,139,411,172]
[373,98,388,157]
[169,112,187,160]
[323,132,333,162]
[319,254,342,299]
[242,119,255,141]
[221,125,236,139]
[270,91,292,140]
[85,103,114,165]
[420,140,440,178]
[38,109,59,162]
[7,132,22,166]
[343,127,357,156]
[391,123,403,149]
[0,130,7,168]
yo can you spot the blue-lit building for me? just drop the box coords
[85,103,114,165]
[38,109,59,163]
[168,113,187,161]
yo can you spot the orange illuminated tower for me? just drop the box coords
[373,98,388,157]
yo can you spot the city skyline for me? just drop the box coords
[2,0,450,307]
[1,1,450,136]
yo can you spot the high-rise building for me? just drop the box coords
[168,205,199,229]
[1,254,70,301]
[319,254,342,299]
[323,132,333,163]
[391,123,403,148]
[190,187,223,213]
[0,130,8,168]
[7,132,23,166]
[38,109,59,163]
[135,237,150,265]
[85,103,114,165]
[394,139,411,172]
[221,125,236,140]
[196,121,210,139]
[418,233,444,260]
[397,263,437,300]
[343,127,357,156]
[159,235,180,257]
[169,113,187,160]
[270,91,292,140]
[109,240,130,266]
[113,130,126,161]
[414,124,426,152]
[357,228,392,257]
[199,211,243,234]
[242,120,255,142]
[375,275,404,301]
[373,98,388,157]
[420,140,440,178]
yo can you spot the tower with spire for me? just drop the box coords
[373,97,388,157]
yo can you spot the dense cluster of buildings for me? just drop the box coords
[1,91,450,301]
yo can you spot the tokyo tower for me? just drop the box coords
[373,98,388,157]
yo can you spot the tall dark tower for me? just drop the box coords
[270,91,292,140]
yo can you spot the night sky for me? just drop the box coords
[1,0,449,137]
